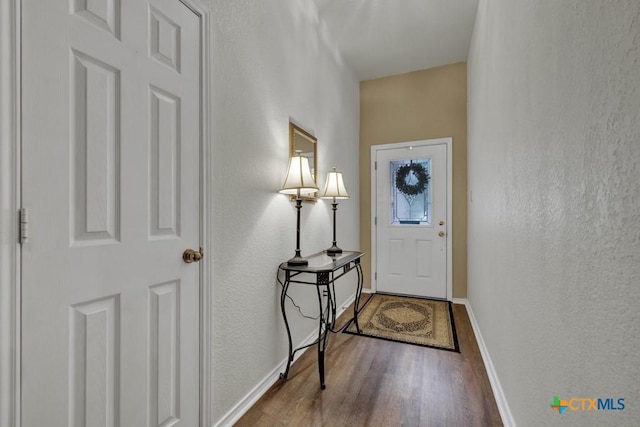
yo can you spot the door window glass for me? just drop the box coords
[389,158,431,225]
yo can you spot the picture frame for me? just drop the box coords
[289,122,318,201]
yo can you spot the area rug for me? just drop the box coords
[344,294,459,352]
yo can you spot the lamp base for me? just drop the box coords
[325,245,343,256]
[286,254,309,266]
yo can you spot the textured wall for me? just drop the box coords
[202,0,359,422]
[360,64,468,298]
[468,0,640,425]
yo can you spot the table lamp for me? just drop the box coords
[279,151,318,265]
[320,167,349,255]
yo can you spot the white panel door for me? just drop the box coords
[375,144,448,298]
[21,0,201,425]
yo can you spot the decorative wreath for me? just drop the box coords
[395,162,430,196]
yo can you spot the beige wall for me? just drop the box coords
[359,62,468,298]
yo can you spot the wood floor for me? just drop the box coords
[235,298,503,427]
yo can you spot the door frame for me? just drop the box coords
[0,1,213,426]
[370,138,453,301]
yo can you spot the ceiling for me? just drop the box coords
[313,0,479,81]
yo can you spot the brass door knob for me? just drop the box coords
[438,231,446,237]
[183,247,204,263]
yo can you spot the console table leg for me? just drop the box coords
[319,350,326,390]
[329,282,337,329]
[354,263,363,334]
[316,284,329,389]
[280,275,293,379]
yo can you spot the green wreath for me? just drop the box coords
[395,163,430,196]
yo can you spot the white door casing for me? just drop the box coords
[0,1,21,426]
[371,139,453,300]
[19,0,211,426]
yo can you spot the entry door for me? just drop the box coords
[21,0,201,425]
[375,143,448,299]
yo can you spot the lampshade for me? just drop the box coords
[279,154,318,195]
[320,168,349,199]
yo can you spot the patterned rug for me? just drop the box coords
[344,294,459,352]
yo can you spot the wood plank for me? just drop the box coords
[235,301,502,426]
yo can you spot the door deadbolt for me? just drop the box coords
[183,247,204,263]
[439,220,445,226]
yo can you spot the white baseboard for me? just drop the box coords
[214,293,359,427]
[213,327,316,427]
[461,299,516,427]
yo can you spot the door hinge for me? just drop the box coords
[375,272,377,281]
[19,208,29,244]
[374,161,377,170]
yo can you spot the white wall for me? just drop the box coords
[468,1,640,426]
[201,0,359,423]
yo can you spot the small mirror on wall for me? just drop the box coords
[290,122,318,201]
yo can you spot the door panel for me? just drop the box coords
[70,50,121,245]
[21,0,201,425]
[376,144,448,298]
[69,295,120,427]
[415,239,433,278]
[148,280,180,426]
[149,85,181,239]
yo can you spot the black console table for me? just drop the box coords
[278,250,364,389]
